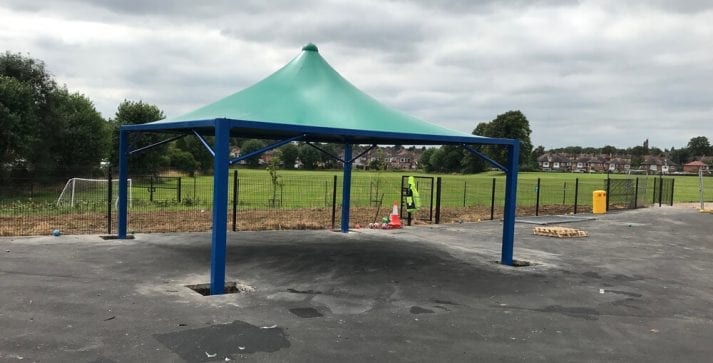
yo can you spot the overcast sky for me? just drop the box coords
[1,0,711,149]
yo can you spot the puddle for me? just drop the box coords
[154,320,289,361]
[289,307,323,318]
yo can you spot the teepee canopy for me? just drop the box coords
[123,43,509,146]
[117,43,520,296]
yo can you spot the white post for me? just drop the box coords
[71,178,76,207]
[700,168,705,210]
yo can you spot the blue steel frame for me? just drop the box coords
[210,120,230,295]
[501,142,519,265]
[117,130,129,238]
[340,144,353,233]
[116,118,521,295]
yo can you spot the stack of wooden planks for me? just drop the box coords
[533,226,588,238]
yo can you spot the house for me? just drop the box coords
[351,146,422,170]
[587,156,607,172]
[683,160,710,174]
[537,153,571,171]
[607,157,631,173]
[640,156,676,174]
[574,156,590,172]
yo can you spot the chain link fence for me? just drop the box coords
[0,168,693,236]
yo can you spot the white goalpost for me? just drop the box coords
[700,168,705,210]
[56,178,132,207]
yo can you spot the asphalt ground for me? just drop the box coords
[1,206,712,362]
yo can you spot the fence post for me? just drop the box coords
[435,177,442,224]
[658,172,663,207]
[490,177,496,220]
[177,177,182,203]
[562,181,567,205]
[463,181,467,207]
[232,170,238,232]
[149,177,154,202]
[605,174,611,212]
[535,178,541,216]
[331,175,337,230]
[573,178,579,214]
[400,176,406,218]
[429,177,435,222]
[107,166,112,235]
[669,178,675,206]
[634,177,639,208]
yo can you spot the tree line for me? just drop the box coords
[533,136,712,168]
[3,52,709,182]
[419,110,535,173]
[0,52,218,180]
[1,52,539,180]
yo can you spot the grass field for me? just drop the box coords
[1,169,711,215]
[141,169,711,208]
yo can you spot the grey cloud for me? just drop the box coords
[2,0,711,148]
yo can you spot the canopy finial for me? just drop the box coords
[302,43,318,52]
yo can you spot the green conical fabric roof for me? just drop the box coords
[153,43,478,141]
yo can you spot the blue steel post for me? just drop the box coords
[501,141,520,265]
[117,129,129,239]
[340,144,353,233]
[210,121,230,295]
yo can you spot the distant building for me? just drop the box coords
[683,160,709,174]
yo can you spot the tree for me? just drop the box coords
[441,145,464,172]
[266,156,283,207]
[111,100,166,175]
[174,136,213,173]
[461,147,486,174]
[428,148,446,173]
[239,139,265,168]
[600,145,617,156]
[1,52,59,178]
[0,76,38,177]
[669,147,691,166]
[530,145,546,168]
[368,148,387,170]
[1,52,110,179]
[54,90,111,176]
[472,110,533,170]
[298,143,321,169]
[166,145,199,175]
[687,136,711,157]
[318,143,339,169]
[278,143,299,169]
[419,147,436,172]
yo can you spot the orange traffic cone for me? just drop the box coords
[388,201,402,229]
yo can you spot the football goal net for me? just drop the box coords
[56,178,132,207]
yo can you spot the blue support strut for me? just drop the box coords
[117,129,129,238]
[501,141,520,265]
[210,120,230,295]
[340,144,353,233]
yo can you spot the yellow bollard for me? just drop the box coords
[592,190,607,214]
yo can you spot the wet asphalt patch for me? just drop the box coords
[287,288,322,294]
[154,320,289,361]
[289,307,324,318]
